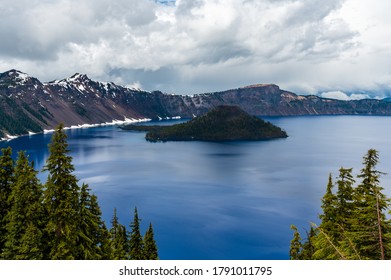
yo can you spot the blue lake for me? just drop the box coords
[2,115,391,259]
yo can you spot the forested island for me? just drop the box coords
[122,105,288,142]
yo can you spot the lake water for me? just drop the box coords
[2,115,391,260]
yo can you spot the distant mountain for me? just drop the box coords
[2,69,391,139]
[123,105,288,142]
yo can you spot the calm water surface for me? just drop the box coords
[2,116,391,260]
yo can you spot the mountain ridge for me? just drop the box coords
[2,69,391,139]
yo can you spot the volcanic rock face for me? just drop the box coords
[1,69,391,138]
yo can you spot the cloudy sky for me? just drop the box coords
[1,0,391,98]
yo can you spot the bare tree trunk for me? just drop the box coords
[312,223,346,260]
[375,192,385,260]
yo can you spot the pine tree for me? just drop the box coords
[0,147,14,256]
[90,192,112,259]
[144,223,158,260]
[289,225,302,260]
[76,183,109,259]
[311,223,349,260]
[312,174,341,259]
[291,149,391,260]
[333,167,359,258]
[2,151,45,259]
[0,124,160,260]
[299,227,316,259]
[99,222,112,260]
[335,167,355,228]
[129,207,144,260]
[42,123,80,259]
[348,149,391,259]
[319,174,338,236]
[109,208,128,260]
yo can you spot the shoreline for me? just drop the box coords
[0,116,155,142]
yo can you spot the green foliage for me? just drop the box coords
[76,183,109,259]
[42,123,81,259]
[22,103,48,125]
[73,104,88,118]
[301,227,317,259]
[0,124,159,260]
[348,149,391,259]
[0,98,42,136]
[290,149,391,260]
[129,207,144,260]
[144,223,159,260]
[2,151,45,259]
[289,225,302,260]
[335,168,355,228]
[108,207,159,260]
[318,174,338,238]
[109,208,128,260]
[0,147,14,255]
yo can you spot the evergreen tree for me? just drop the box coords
[312,174,343,259]
[312,223,349,260]
[0,147,14,255]
[289,225,302,260]
[2,151,45,259]
[42,123,80,259]
[90,193,112,260]
[109,208,128,260]
[333,167,360,258]
[0,124,159,260]
[318,174,338,236]
[99,222,112,260]
[348,149,391,259]
[129,207,144,260]
[314,169,356,259]
[144,223,158,260]
[299,227,316,260]
[76,183,109,259]
[291,149,391,260]
[335,167,355,228]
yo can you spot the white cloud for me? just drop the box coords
[1,0,391,96]
[319,90,386,101]
[320,91,370,100]
[126,81,143,91]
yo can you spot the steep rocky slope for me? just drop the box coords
[1,69,391,138]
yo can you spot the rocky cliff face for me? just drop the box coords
[1,69,391,138]
[0,70,173,137]
[181,84,391,117]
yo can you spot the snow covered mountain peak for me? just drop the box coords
[6,69,30,81]
[47,73,93,88]
[68,73,90,83]
[0,69,41,87]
